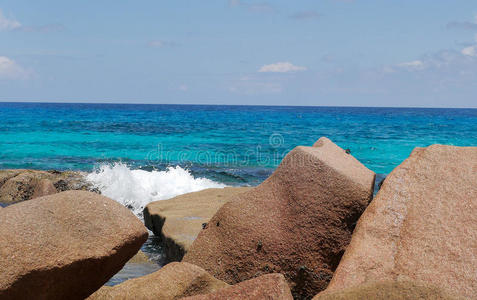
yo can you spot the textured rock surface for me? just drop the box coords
[325,145,477,299]
[184,137,375,299]
[313,280,458,300]
[0,169,95,204]
[0,190,148,300]
[183,273,293,300]
[144,187,252,261]
[128,250,149,263]
[88,262,228,300]
[31,179,57,199]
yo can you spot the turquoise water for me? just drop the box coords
[1,103,477,184]
[2,102,477,283]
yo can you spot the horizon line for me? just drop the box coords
[0,100,476,110]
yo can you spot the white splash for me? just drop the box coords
[86,163,225,216]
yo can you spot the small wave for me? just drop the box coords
[86,163,225,216]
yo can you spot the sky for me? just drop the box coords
[1,1,477,107]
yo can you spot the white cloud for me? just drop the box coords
[397,60,425,70]
[462,45,477,57]
[0,9,21,31]
[0,56,29,80]
[148,40,179,48]
[258,62,307,73]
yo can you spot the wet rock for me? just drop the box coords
[105,251,160,287]
[325,145,477,299]
[143,187,252,261]
[128,250,149,264]
[183,137,375,299]
[0,190,148,300]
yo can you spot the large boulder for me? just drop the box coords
[0,169,95,204]
[183,137,375,299]
[313,280,458,300]
[0,190,148,300]
[183,273,293,300]
[88,262,228,300]
[144,187,252,261]
[324,145,477,299]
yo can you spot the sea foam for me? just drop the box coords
[86,163,225,216]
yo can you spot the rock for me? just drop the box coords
[53,170,96,192]
[128,250,149,263]
[313,280,458,300]
[144,187,252,261]
[31,179,57,199]
[0,170,50,203]
[0,190,148,300]
[324,145,477,299]
[88,262,228,300]
[105,250,160,288]
[183,273,293,300]
[0,169,95,204]
[0,169,25,187]
[183,137,375,299]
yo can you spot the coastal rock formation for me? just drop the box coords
[0,169,95,204]
[144,187,252,261]
[0,190,148,300]
[128,250,149,263]
[0,169,24,187]
[324,145,477,299]
[88,262,228,300]
[31,179,57,199]
[313,280,458,300]
[183,273,293,300]
[105,250,160,287]
[183,137,375,299]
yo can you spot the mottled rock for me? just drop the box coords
[183,274,293,300]
[0,191,148,300]
[325,145,477,299]
[184,137,375,299]
[144,187,252,261]
[313,280,458,300]
[0,171,50,203]
[88,262,228,300]
[0,169,25,187]
[31,179,57,199]
[0,169,95,204]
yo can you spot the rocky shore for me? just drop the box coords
[143,187,252,262]
[0,137,476,299]
[0,169,97,205]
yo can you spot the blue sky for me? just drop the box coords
[1,0,477,107]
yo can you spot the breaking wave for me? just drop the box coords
[86,163,225,216]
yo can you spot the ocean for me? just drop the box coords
[1,102,477,215]
[2,102,477,283]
